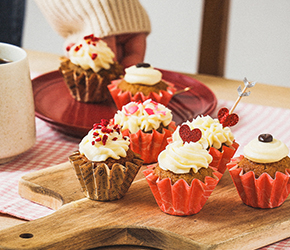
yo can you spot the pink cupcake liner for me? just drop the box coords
[108,79,176,110]
[209,141,239,174]
[122,122,176,164]
[143,165,222,216]
[227,156,290,208]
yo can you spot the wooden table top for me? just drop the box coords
[1,49,290,231]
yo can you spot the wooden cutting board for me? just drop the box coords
[1,162,290,250]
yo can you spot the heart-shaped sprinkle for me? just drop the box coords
[258,134,273,143]
[124,105,138,115]
[217,107,239,127]
[179,124,202,144]
[145,108,154,115]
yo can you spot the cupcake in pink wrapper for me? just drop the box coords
[171,115,239,174]
[108,63,176,109]
[144,129,222,216]
[113,99,176,164]
[228,133,290,208]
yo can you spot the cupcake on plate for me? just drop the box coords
[59,34,123,103]
[113,99,176,164]
[171,115,239,174]
[228,133,290,208]
[143,125,222,216]
[108,63,176,109]
[69,119,143,201]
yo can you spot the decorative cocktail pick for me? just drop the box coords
[218,77,256,127]
[179,124,202,143]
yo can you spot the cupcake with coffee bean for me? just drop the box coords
[113,99,176,164]
[108,63,176,109]
[59,34,123,103]
[69,119,143,201]
[227,133,290,208]
[143,125,222,216]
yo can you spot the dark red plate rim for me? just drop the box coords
[32,69,217,138]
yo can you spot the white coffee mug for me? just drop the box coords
[0,43,36,164]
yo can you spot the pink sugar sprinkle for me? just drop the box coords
[145,108,154,115]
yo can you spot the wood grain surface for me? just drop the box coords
[0,162,290,249]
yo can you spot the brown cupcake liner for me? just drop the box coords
[59,58,121,103]
[69,151,143,201]
[143,165,222,216]
[122,122,176,164]
[107,79,176,110]
[208,141,239,174]
[227,156,290,208]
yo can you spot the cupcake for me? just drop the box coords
[171,115,239,174]
[69,119,143,201]
[113,99,176,164]
[108,63,176,109]
[59,34,123,103]
[143,126,222,216]
[228,133,290,208]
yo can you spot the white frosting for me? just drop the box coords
[114,99,172,134]
[172,115,234,149]
[124,65,162,85]
[244,137,289,163]
[68,35,114,73]
[158,141,213,174]
[79,121,130,162]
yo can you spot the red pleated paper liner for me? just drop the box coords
[143,165,222,216]
[108,79,176,110]
[227,155,290,208]
[122,122,176,164]
[209,141,239,174]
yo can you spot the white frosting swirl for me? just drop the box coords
[244,137,289,163]
[68,35,114,73]
[158,141,213,174]
[79,121,129,162]
[114,99,172,134]
[172,115,234,149]
[124,65,162,85]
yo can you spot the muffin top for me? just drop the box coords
[244,133,289,163]
[123,63,162,85]
[158,140,213,174]
[66,34,115,73]
[171,115,234,150]
[79,119,130,162]
[113,99,172,134]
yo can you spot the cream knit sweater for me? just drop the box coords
[34,0,151,47]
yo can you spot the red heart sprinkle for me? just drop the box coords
[179,124,202,144]
[218,107,239,127]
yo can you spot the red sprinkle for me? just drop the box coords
[102,135,108,145]
[91,53,98,60]
[112,137,118,141]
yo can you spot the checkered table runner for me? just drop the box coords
[1,99,290,249]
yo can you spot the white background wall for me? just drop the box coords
[23,0,290,87]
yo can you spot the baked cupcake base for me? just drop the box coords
[144,165,222,216]
[228,156,290,208]
[69,151,143,201]
[108,79,176,110]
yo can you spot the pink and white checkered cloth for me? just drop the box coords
[1,99,290,249]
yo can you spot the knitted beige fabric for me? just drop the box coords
[34,0,151,46]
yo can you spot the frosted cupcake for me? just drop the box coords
[144,126,222,216]
[228,133,290,208]
[171,115,239,174]
[59,34,123,103]
[113,99,176,164]
[69,119,143,201]
[108,63,176,109]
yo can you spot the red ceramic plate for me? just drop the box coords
[33,70,217,138]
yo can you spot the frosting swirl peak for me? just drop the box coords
[79,119,130,161]
[124,64,162,85]
[158,141,213,174]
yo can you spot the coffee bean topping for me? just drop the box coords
[258,134,273,143]
[136,62,151,68]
